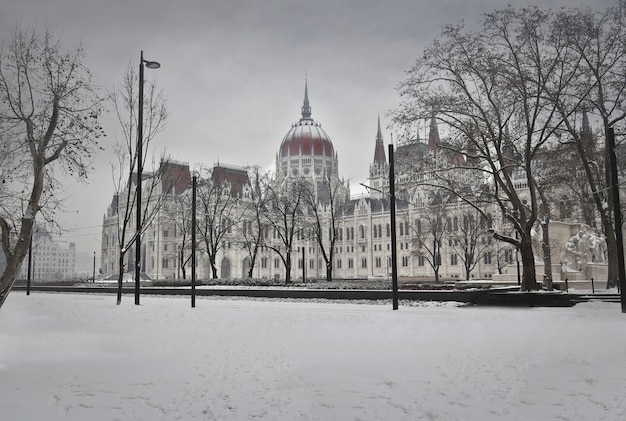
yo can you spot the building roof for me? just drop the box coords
[160,161,191,195]
[212,164,250,197]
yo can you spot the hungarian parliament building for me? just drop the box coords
[100,83,583,283]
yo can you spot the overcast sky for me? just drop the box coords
[0,0,616,259]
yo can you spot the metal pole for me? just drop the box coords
[135,51,144,306]
[389,144,399,310]
[192,175,197,308]
[27,235,32,295]
[515,230,521,286]
[607,127,626,313]
[92,251,96,283]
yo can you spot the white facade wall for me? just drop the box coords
[18,235,76,280]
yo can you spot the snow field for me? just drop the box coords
[1,292,625,420]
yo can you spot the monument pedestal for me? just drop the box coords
[533,263,563,282]
[560,270,586,281]
[586,263,607,281]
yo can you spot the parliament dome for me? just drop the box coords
[276,81,338,179]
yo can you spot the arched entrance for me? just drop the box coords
[242,257,251,278]
[220,257,231,278]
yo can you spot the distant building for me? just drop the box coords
[17,228,77,281]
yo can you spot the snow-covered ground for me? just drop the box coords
[1,292,625,420]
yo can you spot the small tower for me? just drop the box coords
[428,116,440,151]
[580,108,594,155]
[368,115,389,199]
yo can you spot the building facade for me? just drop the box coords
[17,228,77,281]
[99,83,550,282]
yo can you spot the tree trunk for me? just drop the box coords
[519,237,538,291]
[248,247,258,278]
[209,254,218,279]
[285,252,292,284]
[117,251,125,305]
[0,256,23,309]
[0,217,34,308]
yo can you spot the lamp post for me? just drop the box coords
[135,50,160,305]
[191,175,197,308]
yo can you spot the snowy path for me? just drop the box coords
[1,293,625,420]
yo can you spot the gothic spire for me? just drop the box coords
[580,108,594,154]
[428,116,439,150]
[581,108,590,133]
[373,114,387,166]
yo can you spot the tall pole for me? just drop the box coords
[389,144,399,310]
[27,235,32,295]
[607,128,626,313]
[135,51,145,305]
[191,175,197,308]
[92,251,96,283]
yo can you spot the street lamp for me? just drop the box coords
[135,50,160,305]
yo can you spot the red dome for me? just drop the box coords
[279,119,334,159]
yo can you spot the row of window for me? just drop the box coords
[145,250,496,273]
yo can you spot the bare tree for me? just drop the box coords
[301,174,348,282]
[549,3,626,288]
[448,207,494,281]
[392,7,577,290]
[264,177,306,284]
[0,27,104,308]
[238,166,271,278]
[108,62,167,304]
[196,166,242,279]
[410,201,449,282]
[170,191,193,280]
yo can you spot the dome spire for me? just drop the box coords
[301,74,312,119]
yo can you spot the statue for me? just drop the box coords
[593,233,607,263]
[560,237,580,272]
[577,224,593,272]
[560,225,607,273]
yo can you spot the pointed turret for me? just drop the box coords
[301,79,312,119]
[368,114,389,200]
[373,114,387,166]
[582,108,590,133]
[580,108,594,154]
[428,116,439,151]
